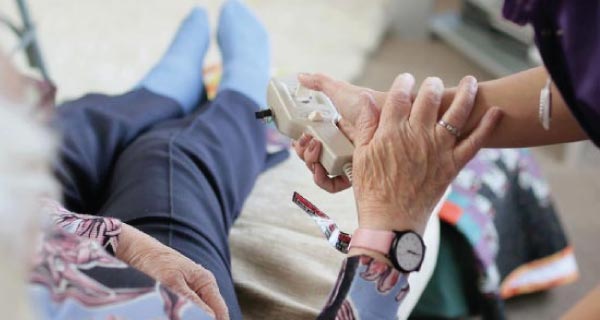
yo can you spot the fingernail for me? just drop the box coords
[394,73,416,90]
[486,108,502,124]
[492,108,503,119]
[399,73,413,82]
[298,133,309,147]
[462,75,477,93]
[424,77,443,93]
[298,73,310,80]
[308,139,316,151]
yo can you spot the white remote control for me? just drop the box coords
[256,77,354,180]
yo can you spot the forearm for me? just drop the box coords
[114,223,140,265]
[368,67,587,147]
[115,223,164,267]
[562,285,600,320]
[441,66,587,147]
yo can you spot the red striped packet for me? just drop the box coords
[292,192,351,254]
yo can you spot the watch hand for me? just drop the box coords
[407,250,419,255]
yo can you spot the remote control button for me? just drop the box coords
[308,111,324,122]
[295,85,312,104]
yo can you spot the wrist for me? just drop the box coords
[114,224,136,264]
[357,204,427,235]
[116,224,165,267]
[348,247,392,266]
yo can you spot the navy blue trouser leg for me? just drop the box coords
[53,88,183,214]
[97,90,268,319]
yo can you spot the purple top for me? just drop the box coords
[503,0,600,146]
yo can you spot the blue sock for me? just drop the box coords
[139,7,210,113]
[217,0,270,107]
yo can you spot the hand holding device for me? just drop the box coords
[256,77,354,180]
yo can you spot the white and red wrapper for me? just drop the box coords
[292,192,351,254]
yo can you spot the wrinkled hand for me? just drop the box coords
[117,224,229,320]
[292,73,386,192]
[352,74,502,234]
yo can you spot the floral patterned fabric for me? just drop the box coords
[438,149,577,317]
[29,201,210,320]
[29,201,409,319]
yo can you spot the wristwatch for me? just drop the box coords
[349,228,426,273]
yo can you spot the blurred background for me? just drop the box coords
[1,0,598,319]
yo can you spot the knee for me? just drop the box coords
[121,130,175,164]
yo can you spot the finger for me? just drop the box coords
[196,280,229,320]
[298,73,338,94]
[380,73,415,125]
[410,77,444,127]
[355,92,381,147]
[303,139,321,172]
[454,107,503,166]
[337,118,357,143]
[170,280,216,317]
[314,164,352,193]
[436,76,478,144]
[189,268,229,320]
[293,133,312,160]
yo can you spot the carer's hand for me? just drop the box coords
[292,73,387,192]
[297,73,388,141]
[117,224,229,320]
[353,74,502,234]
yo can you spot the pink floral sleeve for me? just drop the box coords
[30,213,209,319]
[42,200,122,254]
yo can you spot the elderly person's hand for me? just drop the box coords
[351,74,502,234]
[116,224,229,320]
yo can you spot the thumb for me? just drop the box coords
[298,73,337,95]
[355,92,380,147]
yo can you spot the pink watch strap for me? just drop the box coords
[349,228,395,255]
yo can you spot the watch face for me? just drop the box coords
[393,232,424,272]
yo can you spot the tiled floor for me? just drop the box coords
[355,33,600,319]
